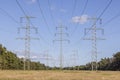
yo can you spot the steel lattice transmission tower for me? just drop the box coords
[72,50,79,70]
[83,17,105,71]
[53,24,69,69]
[17,16,39,70]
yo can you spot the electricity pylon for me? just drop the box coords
[53,24,69,70]
[17,16,39,70]
[83,17,105,71]
[72,50,79,70]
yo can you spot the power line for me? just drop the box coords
[47,0,56,26]
[69,0,112,58]
[71,0,77,18]
[67,0,77,36]
[102,11,120,27]
[16,0,53,50]
[0,7,22,27]
[37,33,53,46]
[81,0,88,15]
[71,0,112,46]
[59,0,64,22]
[70,0,88,36]
[83,0,112,37]
[16,0,36,29]
[34,0,54,47]
[37,0,52,35]
[71,0,112,47]
[16,0,27,16]
[97,0,113,22]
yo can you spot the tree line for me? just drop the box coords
[0,44,120,70]
[0,44,46,70]
[64,52,120,71]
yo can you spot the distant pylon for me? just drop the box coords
[83,17,105,71]
[53,24,69,70]
[72,50,78,70]
[17,16,39,70]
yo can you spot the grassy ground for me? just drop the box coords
[0,70,119,80]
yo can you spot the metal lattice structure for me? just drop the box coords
[83,17,105,71]
[53,24,69,69]
[17,16,39,70]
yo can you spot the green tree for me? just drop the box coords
[113,52,120,61]
[0,44,47,70]
[110,52,120,70]
[98,58,111,70]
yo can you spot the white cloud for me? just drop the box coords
[49,5,67,13]
[18,55,24,58]
[31,56,38,59]
[18,55,38,59]
[72,15,88,24]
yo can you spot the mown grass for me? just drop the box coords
[0,70,119,80]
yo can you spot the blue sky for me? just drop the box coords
[0,0,120,67]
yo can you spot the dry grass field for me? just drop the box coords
[0,70,119,80]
